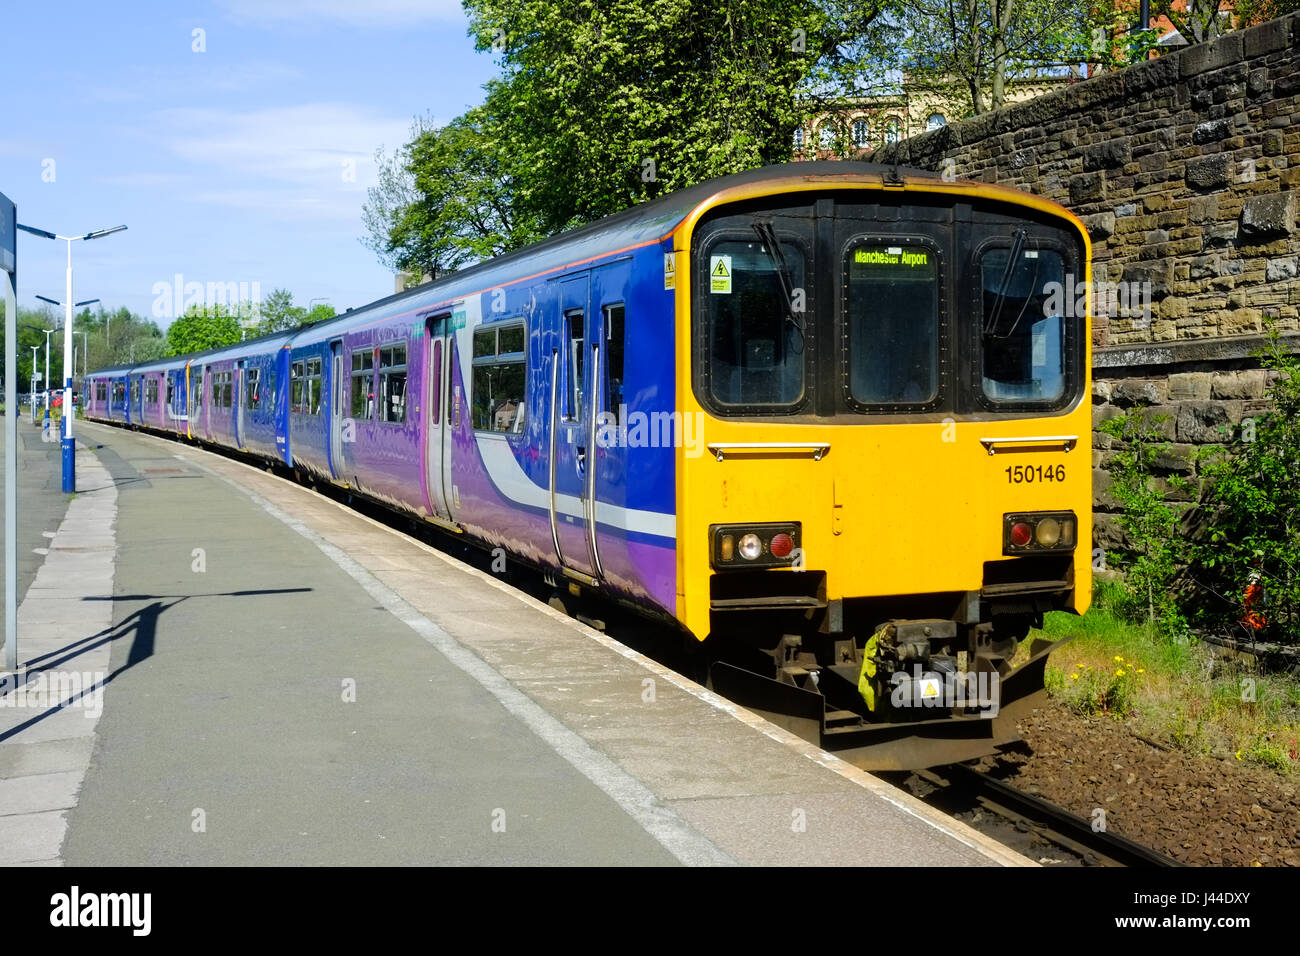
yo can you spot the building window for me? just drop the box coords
[818,123,836,150]
[351,348,375,419]
[472,321,527,434]
[884,117,902,144]
[926,113,946,131]
[378,343,408,424]
[793,127,804,150]
[852,119,869,149]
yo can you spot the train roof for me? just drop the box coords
[88,160,950,376]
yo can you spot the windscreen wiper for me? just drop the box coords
[984,227,1027,338]
[752,220,805,350]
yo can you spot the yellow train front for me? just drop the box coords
[670,165,1092,769]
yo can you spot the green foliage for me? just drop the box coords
[1098,407,1190,640]
[365,0,894,272]
[1190,329,1300,643]
[897,0,1093,115]
[250,288,332,337]
[1047,659,1139,718]
[164,304,242,357]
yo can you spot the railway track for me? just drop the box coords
[879,762,1182,867]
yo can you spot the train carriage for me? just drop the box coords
[86,162,1092,768]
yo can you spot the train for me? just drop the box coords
[85,161,1093,769]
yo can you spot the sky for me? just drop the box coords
[0,0,497,326]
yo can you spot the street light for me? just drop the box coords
[28,345,37,424]
[37,295,98,396]
[17,222,126,492]
[41,327,54,433]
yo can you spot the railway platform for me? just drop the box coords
[0,419,1030,866]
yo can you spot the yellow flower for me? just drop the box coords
[1137,668,1145,674]
[1070,673,1079,680]
[1113,656,1124,663]
[1235,749,1243,761]
[1115,669,1126,677]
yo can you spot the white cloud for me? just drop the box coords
[152,103,411,188]
[219,0,464,26]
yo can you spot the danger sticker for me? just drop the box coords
[710,255,732,294]
[664,252,676,290]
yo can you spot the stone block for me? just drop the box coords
[1168,372,1213,401]
[1185,154,1232,189]
[1240,192,1295,242]
[1176,401,1234,442]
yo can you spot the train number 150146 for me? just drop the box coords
[1005,464,1066,483]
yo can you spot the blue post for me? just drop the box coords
[61,436,75,492]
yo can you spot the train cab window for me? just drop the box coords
[306,357,323,414]
[978,245,1067,405]
[844,242,940,406]
[472,322,527,434]
[378,344,407,424]
[564,310,584,422]
[190,371,202,412]
[703,238,806,408]
[604,304,625,423]
[351,349,375,420]
[247,367,261,410]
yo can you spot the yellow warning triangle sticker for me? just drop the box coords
[712,259,730,277]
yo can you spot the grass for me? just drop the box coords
[1026,580,1300,774]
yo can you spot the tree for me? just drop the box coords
[256,288,306,335]
[366,0,893,268]
[164,304,242,357]
[897,0,1091,115]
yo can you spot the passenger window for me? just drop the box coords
[565,310,584,422]
[291,361,304,413]
[472,321,527,434]
[306,357,323,414]
[247,366,261,410]
[605,304,625,423]
[350,349,375,419]
[378,344,408,424]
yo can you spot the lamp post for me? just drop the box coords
[41,327,53,434]
[29,346,38,424]
[18,223,127,492]
[37,295,98,413]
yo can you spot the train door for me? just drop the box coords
[548,274,600,580]
[199,364,210,440]
[234,359,246,448]
[328,340,344,478]
[423,313,454,521]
